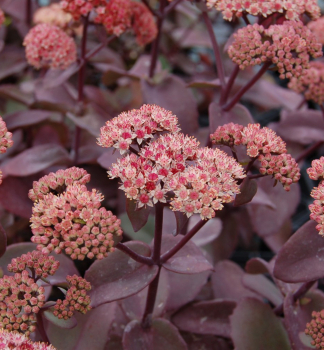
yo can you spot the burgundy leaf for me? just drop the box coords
[0,46,27,81]
[42,63,80,89]
[234,178,258,207]
[97,151,120,170]
[173,212,189,236]
[84,85,117,118]
[2,144,71,177]
[273,220,324,283]
[4,110,60,130]
[182,333,232,350]
[122,319,187,350]
[262,219,293,253]
[43,310,77,329]
[0,223,6,259]
[211,260,261,302]
[141,74,199,136]
[165,270,210,311]
[0,84,34,106]
[160,235,213,274]
[172,299,236,337]
[231,298,291,350]
[242,274,283,306]
[245,258,271,274]
[187,80,220,89]
[126,198,152,232]
[85,241,158,306]
[188,215,222,247]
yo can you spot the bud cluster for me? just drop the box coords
[0,116,13,186]
[0,328,56,349]
[30,182,122,260]
[23,23,77,69]
[228,21,322,79]
[305,310,324,349]
[7,251,60,279]
[0,270,45,335]
[206,0,320,21]
[60,0,106,21]
[53,275,91,319]
[308,157,324,181]
[308,16,324,45]
[33,3,73,31]
[0,8,5,27]
[211,123,300,191]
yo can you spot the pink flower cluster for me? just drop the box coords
[305,309,324,348]
[98,104,180,154]
[28,167,91,202]
[0,8,5,27]
[23,23,77,70]
[211,123,300,191]
[33,4,73,31]
[206,0,320,21]
[307,157,324,181]
[0,270,45,335]
[0,116,13,186]
[94,0,157,45]
[0,329,56,350]
[53,275,91,319]
[60,0,105,21]
[109,132,245,219]
[30,183,122,260]
[288,61,324,105]
[7,251,60,279]
[308,16,324,45]
[228,21,322,79]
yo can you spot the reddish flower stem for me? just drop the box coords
[296,97,306,110]
[84,35,116,62]
[149,0,167,78]
[220,65,240,105]
[37,311,50,344]
[296,141,324,163]
[163,0,183,17]
[115,243,154,265]
[274,280,316,316]
[202,11,226,90]
[222,62,271,111]
[141,0,161,18]
[160,219,207,263]
[142,203,164,328]
[129,145,140,156]
[247,173,266,179]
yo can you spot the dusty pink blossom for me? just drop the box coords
[288,61,324,105]
[132,2,157,46]
[0,328,56,349]
[210,122,244,147]
[60,0,105,21]
[7,251,60,279]
[0,116,13,154]
[28,167,91,202]
[309,183,324,236]
[34,4,73,30]
[53,275,91,319]
[308,16,324,45]
[228,21,322,79]
[30,184,123,260]
[0,270,45,335]
[206,0,320,21]
[305,309,324,348]
[0,8,5,27]
[307,157,324,181]
[98,104,180,154]
[23,23,77,69]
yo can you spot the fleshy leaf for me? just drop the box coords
[172,300,236,337]
[4,110,60,129]
[122,319,187,350]
[245,258,271,274]
[234,178,258,207]
[85,241,158,307]
[0,224,7,259]
[126,198,152,232]
[230,298,291,350]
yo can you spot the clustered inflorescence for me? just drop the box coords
[228,21,322,79]
[0,328,56,349]
[211,123,300,191]
[307,157,324,236]
[33,3,73,31]
[23,23,77,69]
[305,310,324,349]
[206,0,320,21]
[99,105,246,220]
[53,275,91,319]
[0,8,5,27]
[0,116,13,186]
[29,168,122,260]
[308,16,324,45]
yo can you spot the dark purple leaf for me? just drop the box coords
[263,219,293,253]
[126,198,152,233]
[84,85,117,118]
[141,74,199,136]
[172,300,236,337]
[171,27,211,48]
[231,298,291,349]
[122,319,187,350]
[173,212,189,236]
[245,258,271,274]
[188,215,222,247]
[160,235,213,274]
[42,63,80,89]
[182,333,232,350]
[2,144,71,177]
[0,46,27,81]
[249,185,277,209]
[85,241,158,306]
[101,65,140,86]
[211,260,261,302]
[0,224,6,259]
[43,310,77,329]
[165,270,210,311]
[242,274,283,306]
[97,151,120,170]
[234,178,258,207]
[187,80,220,89]
[0,84,34,106]
[273,220,324,283]
[4,110,60,130]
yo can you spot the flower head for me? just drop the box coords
[305,309,324,349]
[0,8,5,27]
[28,167,91,202]
[309,183,324,236]
[288,61,324,105]
[308,16,324,45]
[60,0,106,21]
[7,251,60,279]
[0,116,13,154]
[307,157,324,181]
[30,184,123,260]
[210,122,244,147]
[0,329,56,349]
[98,104,180,154]
[132,2,157,46]
[33,4,73,30]
[0,270,45,335]
[23,23,77,69]
[53,275,91,320]
[206,0,320,21]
